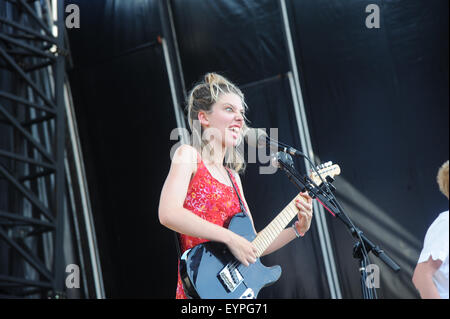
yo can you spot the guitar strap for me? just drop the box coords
[225,168,247,215]
[173,167,247,260]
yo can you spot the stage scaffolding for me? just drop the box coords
[0,0,104,298]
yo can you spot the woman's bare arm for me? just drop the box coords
[158,144,257,266]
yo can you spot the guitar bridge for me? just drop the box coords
[218,263,243,292]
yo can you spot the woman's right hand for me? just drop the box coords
[225,231,258,267]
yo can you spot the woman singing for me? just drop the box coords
[158,73,313,299]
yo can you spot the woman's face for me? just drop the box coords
[200,92,245,149]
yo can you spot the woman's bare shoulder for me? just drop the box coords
[173,144,198,160]
[172,144,199,174]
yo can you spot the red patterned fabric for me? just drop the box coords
[176,152,246,299]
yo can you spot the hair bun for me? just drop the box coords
[205,72,225,85]
[204,73,214,84]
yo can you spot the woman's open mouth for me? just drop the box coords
[228,126,240,139]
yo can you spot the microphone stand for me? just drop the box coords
[274,152,400,299]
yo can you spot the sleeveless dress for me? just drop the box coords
[175,152,248,299]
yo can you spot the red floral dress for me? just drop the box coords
[175,152,247,299]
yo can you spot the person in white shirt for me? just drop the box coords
[412,160,449,299]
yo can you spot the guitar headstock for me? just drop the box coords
[309,162,341,185]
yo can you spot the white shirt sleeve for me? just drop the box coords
[418,211,449,264]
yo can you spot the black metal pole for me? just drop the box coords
[158,0,187,105]
[52,0,66,299]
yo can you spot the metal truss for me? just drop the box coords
[0,0,103,298]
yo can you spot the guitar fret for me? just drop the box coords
[289,204,298,218]
[272,222,281,234]
[261,232,270,248]
[278,208,290,227]
[271,218,280,232]
[274,217,284,229]
[274,214,285,229]
[254,236,262,253]
[280,210,290,225]
[278,212,287,226]
[287,205,297,224]
[285,210,292,224]
[260,231,271,248]
[268,226,278,242]
[254,241,263,256]
[287,204,296,218]
[266,227,276,242]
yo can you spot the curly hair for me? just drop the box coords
[437,160,449,199]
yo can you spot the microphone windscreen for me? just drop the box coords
[244,128,267,148]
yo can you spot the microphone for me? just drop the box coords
[244,128,305,157]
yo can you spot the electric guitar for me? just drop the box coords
[180,162,341,299]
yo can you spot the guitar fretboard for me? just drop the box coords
[252,196,305,257]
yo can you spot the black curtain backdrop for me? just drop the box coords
[65,0,448,298]
[287,0,449,298]
[66,0,177,297]
[242,77,331,298]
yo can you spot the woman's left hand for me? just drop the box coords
[294,192,313,236]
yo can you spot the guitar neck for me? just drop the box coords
[252,196,304,257]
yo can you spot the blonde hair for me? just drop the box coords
[186,73,249,173]
[437,160,449,199]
